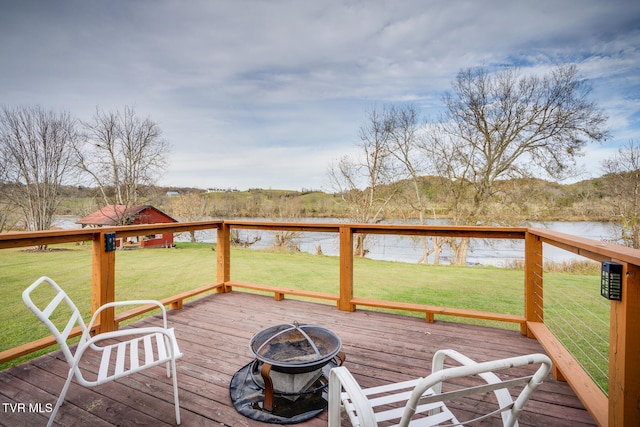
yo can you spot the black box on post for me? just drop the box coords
[601,261,622,301]
[104,232,117,252]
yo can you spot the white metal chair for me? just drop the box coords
[329,349,552,427]
[22,276,183,426]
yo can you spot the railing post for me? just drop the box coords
[217,223,231,292]
[609,261,640,426]
[92,231,116,333]
[338,225,355,312]
[524,231,543,336]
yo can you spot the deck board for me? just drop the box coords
[0,291,596,426]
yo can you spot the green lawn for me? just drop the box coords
[0,242,608,392]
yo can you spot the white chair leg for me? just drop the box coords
[47,369,74,427]
[164,335,175,378]
[171,358,181,425]
[165,336,172,378]
[328,372,341,427]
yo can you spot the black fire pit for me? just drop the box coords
[250,321,342,373]
[230,321,344,424]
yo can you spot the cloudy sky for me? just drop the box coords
[1,0,639,191]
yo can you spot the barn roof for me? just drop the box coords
[76,205,177,226]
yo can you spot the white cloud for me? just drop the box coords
[1,0,639,189]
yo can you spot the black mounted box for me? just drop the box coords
[104,232,117,252]
[601,261,622,301]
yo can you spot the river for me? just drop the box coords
[196,219,615,267]
[53,216,615,266]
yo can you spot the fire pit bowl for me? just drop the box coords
[249,321,342,374]
[231,322,344,422]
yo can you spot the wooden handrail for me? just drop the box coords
[530,227,640,265]
[0,221,224,249]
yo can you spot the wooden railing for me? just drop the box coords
[524,227,640,427]
[1,220,639,426]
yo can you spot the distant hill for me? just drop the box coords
[50,175,613,223]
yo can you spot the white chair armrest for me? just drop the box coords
[401,352,552,425]
[88,299,168,332]
[430,349,550,402]
[422,352,551,394]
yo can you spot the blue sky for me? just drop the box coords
[1,0,639,190]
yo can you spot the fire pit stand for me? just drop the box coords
[230,321,345,424]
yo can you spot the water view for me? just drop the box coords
[54,215,614,266]
[201,219,615,267]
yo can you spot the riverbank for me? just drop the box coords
[51,215,614,268]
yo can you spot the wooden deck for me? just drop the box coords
[0,291,596,426]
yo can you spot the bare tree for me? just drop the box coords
[0,106,79,234]
[328,107,399,256]
[421,65,609,264]
[270,195,303,251]
[601,141,640,249]
[386,104,444,264]
[272,230,301,251]
[167,192,209,242]
[75,106,169,222]
[0,148,13,232]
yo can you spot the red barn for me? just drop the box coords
[77,205,178,248]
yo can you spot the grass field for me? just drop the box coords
[0,242,608,391]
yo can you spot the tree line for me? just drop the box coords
[0,105,168,233]
[1,64,638,258]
